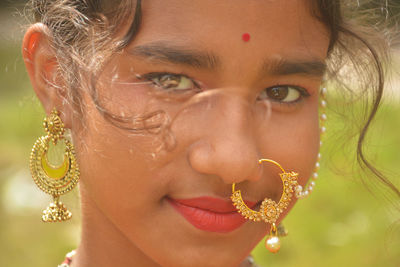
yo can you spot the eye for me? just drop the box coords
[143,73,200,92]
[259,85,309,103]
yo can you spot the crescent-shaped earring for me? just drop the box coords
[231,159,299,253]
[30,108,80,222]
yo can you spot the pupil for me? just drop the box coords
[267,87,288,100]
[159,75,180,89]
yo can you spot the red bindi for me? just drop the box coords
[242,33,251,42]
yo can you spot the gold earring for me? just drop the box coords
[231,159,299,253]
[30,108,80,222]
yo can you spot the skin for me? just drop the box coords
[23,0,330,266]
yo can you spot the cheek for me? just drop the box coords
[285,113,320,183]
[256,104,320,190]
[71,99,169,220]
[289,119,320,185]
[255,105,319,222]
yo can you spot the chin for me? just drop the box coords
[148,235,257,267]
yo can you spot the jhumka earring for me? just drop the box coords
[30,108,80,222]
[231,159,300,253]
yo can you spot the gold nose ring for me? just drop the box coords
[231,159,299,253]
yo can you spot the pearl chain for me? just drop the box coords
[295,87,327,199]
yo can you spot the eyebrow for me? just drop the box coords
[129,42,220,69]
[264,57,327,77]
[129,42,326,77]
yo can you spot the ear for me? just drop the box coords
[22,23,73,129]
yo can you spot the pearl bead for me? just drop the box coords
[318,153,322,159]
[265,236,281,253]
[66,250,76,258]
[315,162,320,170]
[320,100,327,108]
[321,87,327,96]
[320,126,326,134]
[313,172,319,179]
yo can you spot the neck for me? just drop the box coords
[70,184,160,267]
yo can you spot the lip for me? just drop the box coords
[167,196,257,233]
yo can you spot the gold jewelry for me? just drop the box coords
[30,108,80,222]
[231,159,299,253]
[295,87,327,199]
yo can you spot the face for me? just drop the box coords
[72,0,329,266]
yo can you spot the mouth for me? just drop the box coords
[167,196,258,233]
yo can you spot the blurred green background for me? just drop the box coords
[0,1,399,267]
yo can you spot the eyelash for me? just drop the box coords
[138,72,310,104]
[139,72,202,92]
[262,84,311,105]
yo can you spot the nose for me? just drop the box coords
[187,92,262,184]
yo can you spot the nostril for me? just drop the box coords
[253,161,264,181]
[234,157,263,182]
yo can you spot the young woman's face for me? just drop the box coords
[74,0,329,266]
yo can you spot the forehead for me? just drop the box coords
[130,0,329,68]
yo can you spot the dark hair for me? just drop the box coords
[28,0,400,198]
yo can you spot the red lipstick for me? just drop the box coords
[168,197,257,233]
